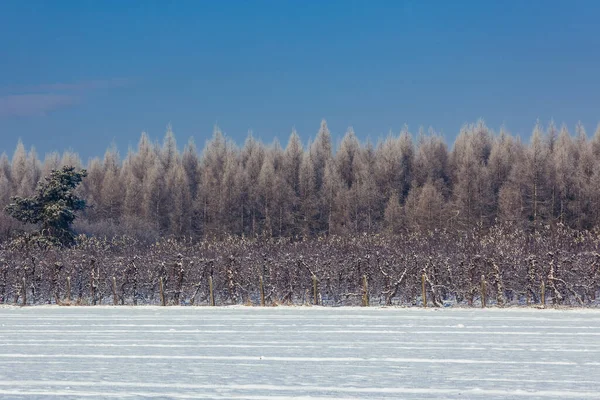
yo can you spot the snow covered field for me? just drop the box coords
[0,307,599,399]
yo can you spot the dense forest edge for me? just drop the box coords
[1,119,600,306]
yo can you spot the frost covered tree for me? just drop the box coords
[298,150,317,237]
[310,120,333,234]
[374,129,413,209]
[240,133,264,236]
[11,141,40,197]
[122,133,155,227]
[336,127,360,190]
[322,158,346,235]
[0,153,11,207]
[181,138,202,234]
[258,149,276,237]
[351,142,379,232]
[404,180,446,232]
[281,129,303,236]
[521,121,550,227]
[573,122,595,229]
[200,126,229,237]
[487,126,516,218]
[383,191,403,234]
[1,118,600,243]
[412,130,450,195]
[451,123,493,228]
[99,146,123,222]
[167,163,192,236]
[221,146,243,236]
[552,124,575,225]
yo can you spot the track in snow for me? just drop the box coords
[0,306,599,399]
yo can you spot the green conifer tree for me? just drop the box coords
[4,166,87,245]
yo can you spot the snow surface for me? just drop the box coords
[0,306,599,399]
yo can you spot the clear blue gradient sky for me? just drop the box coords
[1,0,599,160]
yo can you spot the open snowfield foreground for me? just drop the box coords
[0,307,599,399]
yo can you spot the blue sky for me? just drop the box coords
[1,0,599,160]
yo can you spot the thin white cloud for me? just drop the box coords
[0,77,131,118]
[0,94,79,118]
[24,78,131,92]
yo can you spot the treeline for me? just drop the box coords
[1,119,600,241]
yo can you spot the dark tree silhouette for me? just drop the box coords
[5,166,87,245]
